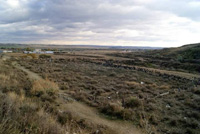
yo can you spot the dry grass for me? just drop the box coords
[21,54,37,59]
[125,81,140,86]
[0,91,64,134]
[31,79,59,97]
[0,58,91,134]
[0,74,10,83]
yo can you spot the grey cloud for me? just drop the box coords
[145,0,200,20]
[0,0,199,46]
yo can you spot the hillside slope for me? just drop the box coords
[155,43,200,60]
[108,43,200,73]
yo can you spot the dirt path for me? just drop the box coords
[60,101,142,134]
[12,61,142,134]
[12,62,42,80]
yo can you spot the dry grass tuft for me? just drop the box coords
[125,81,140,86]
[31,79,59,97]
[0,74,10,83]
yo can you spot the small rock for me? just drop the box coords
[96,130,100,134]
[166,104,171,108]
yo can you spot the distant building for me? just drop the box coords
[24,51,30,54]
[3,50,13,53]
[23,49,54,54]
[45,51,54,54]
[33,49,44,54]
[35,49,42,52]
[24,51,35,54]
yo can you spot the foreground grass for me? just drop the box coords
[0,59,90,134]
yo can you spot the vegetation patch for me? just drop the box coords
[31,79,59,97]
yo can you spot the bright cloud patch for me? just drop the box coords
[7,0,20,7]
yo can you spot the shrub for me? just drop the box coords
[57,112,72,125]
[39,54,51,59]
[193,87,200,95]
[101,103,123,118]
[41,93,55,102]
[186,128,199,134]
[124,97,142,108]
[121,109,134,120]
[27,53,37,59]
[31,79,59,97]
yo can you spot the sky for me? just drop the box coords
[0,0,200,47]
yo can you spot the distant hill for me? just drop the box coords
[107,43,200,73]
[109,46,163,50]
[154,43,200,60]
[0,43,163,50]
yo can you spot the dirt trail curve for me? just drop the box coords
[13,62,42,80]
[60,101,142,134]
[10,60,142,134]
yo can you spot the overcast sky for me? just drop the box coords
[0,0,200,47]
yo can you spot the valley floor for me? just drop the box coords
[12,58,142,134]
[1,49,200,134]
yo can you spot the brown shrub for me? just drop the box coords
[192,86,200,95]
[27,53,37,59]
[124,97,142,108]
[121,109,134,120]
[31,79,59,97]
[101,103,124,118]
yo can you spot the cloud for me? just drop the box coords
[0,0,200,47]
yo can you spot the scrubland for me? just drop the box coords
[17,48,200,134]
[0,59,91,134]
[1,44,200,134]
